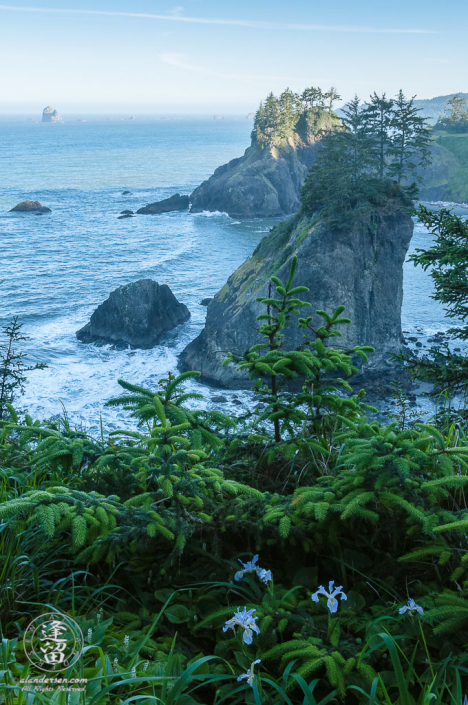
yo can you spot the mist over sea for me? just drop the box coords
[0,115,459,430]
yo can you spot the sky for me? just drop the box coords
[0,0,467,114]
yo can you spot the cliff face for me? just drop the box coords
[190,112,339,218]
[179,206,414,388]
[418,132,468,203]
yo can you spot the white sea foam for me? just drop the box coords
[428,200,468,209]
[191,209,231,218]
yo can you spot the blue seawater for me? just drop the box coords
[0,115,460,429]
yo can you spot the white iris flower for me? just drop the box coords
[234,554,272,584]
[223,607,260,645]
[311,580,347,613]
[399,598,424,615]
[237,659,261,687]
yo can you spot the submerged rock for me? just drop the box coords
[118,213,135,219]
[77,279,190,349]
[179,205,414,387]
[137,193,189,215]
[122,191,133,195]
[10,200,51,213]
[190,111,340,219]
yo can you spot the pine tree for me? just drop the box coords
[301,87,324,110]
[388,90,432,188]
[0,317,46,421]
[278,88,300,139]
[399,206,468,398]
[301,127,358,224]
[435,93,468,133]
[362,92,394,179]
[252,101,268,148]
[262,92,282,147]
[323,87,341,113]
[448,93,467,120]
[340,95,372,183]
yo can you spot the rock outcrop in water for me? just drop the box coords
[137,194,189,215]
[9,200,51,213]
[77,279,190,349]
[189,111,340,218]
[42,106,62,123]
[179,204,414,387]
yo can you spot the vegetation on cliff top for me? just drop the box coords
[252,86,341,149]
[1,230,468,702]
[435,94,468,134]
[301,91,432,226]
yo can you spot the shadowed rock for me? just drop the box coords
[137,193,189,215]
[77,279,190,349]
[10,200,51,213]
[179,205,414,387]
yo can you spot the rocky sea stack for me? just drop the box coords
[9,200,51,213]
[179,205,414,387]
[42,106,63,123]
[137,193,189,215]
[189,110,340,218]
[77,279,190,349]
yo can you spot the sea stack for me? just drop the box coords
[179,205,414,388]
[42,106,63,123]
[76,279,190,349]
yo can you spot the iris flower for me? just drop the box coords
[399,598,424,616]
[311,580,347,613]
[237,659,261,687]
[234,555,272,584]
[223,607,260,645]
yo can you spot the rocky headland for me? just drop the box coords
[179,204,414,387]
[77,279,190,349]
[189,109,340,218]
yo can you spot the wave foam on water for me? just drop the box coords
[191,209,231,218]
[429,200,468,209]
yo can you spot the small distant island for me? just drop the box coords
[42,105,62,123]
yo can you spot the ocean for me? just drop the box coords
[0,115,461,430]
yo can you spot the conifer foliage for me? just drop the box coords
[301,90,432,225]
[400,205,468,398]
[1,261,468,703]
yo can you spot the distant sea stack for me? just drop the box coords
[76,279,190,349]
[42,106,63,123]
[179,204,414,388]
